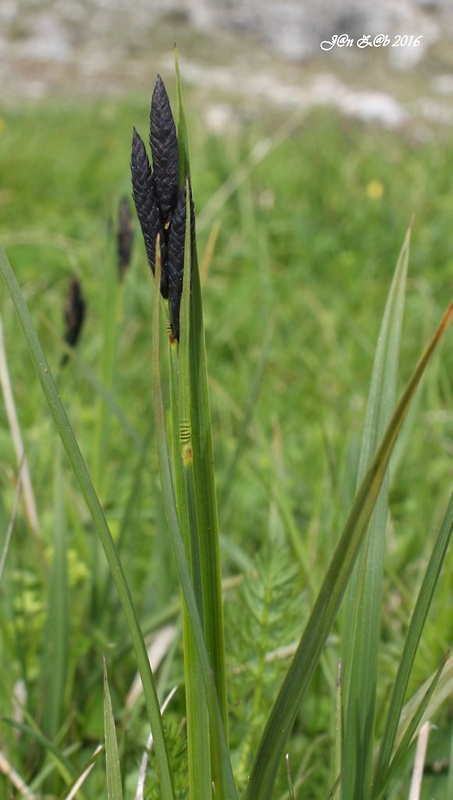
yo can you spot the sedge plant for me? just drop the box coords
[0,56,452,799]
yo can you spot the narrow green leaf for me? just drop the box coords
[332,659,343,800]
[41,438,69,741]
[152,248,237,800]
[0,454,22,585]
[357,227,411,481]
[245,302,453,800]
[397,655,453,743]
[326,773,344,800]
[341,228,410,799]
[0,244,176,800]
[374,491,453,795]
[183,198,212,797]
[103,658,124,800]
[374,656,446,798]
[447,716,453,799]
[167,203,212,797]
[190,206,228,696]
[173,64,229,787]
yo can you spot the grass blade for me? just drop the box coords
[0,456,23,584]
[175,56,227,692]
[396,655,453,746]
[181,194,213,797]
[187,209,230,776]
[0,313,40,538]
[245,300,453,800]
[174,59,229,784]
[166,212,212,796]
[103,658,124,800]
[332,659,343,800]
[40,438,69,742]
[374,490,453,796]
[341,228,410,798]
[135,687,178,800]
[0,244,176,800]
[375,658,446,798]
[152,250,237,800]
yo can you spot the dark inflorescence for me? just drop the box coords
[131,74,195,341]
[116,195,135,281]
[61,276,86,366]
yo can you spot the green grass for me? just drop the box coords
[0,87,452,799]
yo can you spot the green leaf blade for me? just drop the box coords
[40,439,70,742]
[374,491,453,796]
[103,659,124,800]
[152,246,237,800]
[341,227,410,799]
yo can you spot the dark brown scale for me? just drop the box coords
[167,180,195,340]
[150,75,179,223]
[117,195,134,281]
[61,277,86,366]
[130,128,168,297]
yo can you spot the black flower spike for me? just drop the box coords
[131,75,196,341]
[131,127,168,297]
[61,277,86,367]
[117,195,134,281]
[150,75,179,223]
[167,180,195,341]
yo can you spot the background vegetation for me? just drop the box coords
[0,88,452,797]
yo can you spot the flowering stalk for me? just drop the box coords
[131,70,230,797]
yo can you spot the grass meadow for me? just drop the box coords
[0,82,452,799]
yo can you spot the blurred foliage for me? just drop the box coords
[0,94,452,796]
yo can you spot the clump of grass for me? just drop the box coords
[0,56,452,800]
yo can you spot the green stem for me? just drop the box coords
[152,250,237,800]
